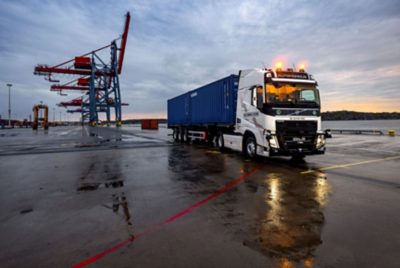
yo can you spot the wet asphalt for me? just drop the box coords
[0,126,399,268]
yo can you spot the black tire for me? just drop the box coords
[215,132,224,150]
[244,136,257,159]
[183,128,191,143]
[206,133,214,145]
[179,128,185,142]
[173,128,180,141]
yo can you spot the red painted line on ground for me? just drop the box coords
[72,165,262,268]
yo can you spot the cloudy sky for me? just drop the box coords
[0,0,399,121]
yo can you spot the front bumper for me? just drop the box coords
[267,120,326,156]
[269,146,325,156]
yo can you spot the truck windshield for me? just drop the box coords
[265,83,320,107]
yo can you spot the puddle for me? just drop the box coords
[20,208,33,214]
[245,172,331,262]
[75,144,99,148]
[0,133,18,137]
[120,134,159,142]
[77,180,124,191]
[111,192,134,238]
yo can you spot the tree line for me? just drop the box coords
[322,111,400,120]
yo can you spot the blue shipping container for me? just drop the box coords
[167,93,190,126]
[168,74,239,127]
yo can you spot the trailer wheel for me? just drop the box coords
[173,128,180,141]
[183,128,190,143]
[245,136,257,159]
[179,128,186,142]
[216,132,224,150]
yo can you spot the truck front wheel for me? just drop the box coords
[245,136,257,158]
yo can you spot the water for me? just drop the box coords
[322,119,400,134]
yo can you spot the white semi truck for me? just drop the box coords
[168,65,328,159]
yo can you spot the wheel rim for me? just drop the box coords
[247,141,256,157]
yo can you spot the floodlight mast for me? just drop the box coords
[6,83,12,127]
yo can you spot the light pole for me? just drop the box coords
[53,107,55,123]
[6,83,12,127]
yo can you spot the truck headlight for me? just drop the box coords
[316,134,325,149]
[267,135,279,149]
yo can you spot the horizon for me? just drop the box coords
[4,110,400,123]
[1,0,399,120]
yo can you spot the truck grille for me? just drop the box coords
[276,121,317,152]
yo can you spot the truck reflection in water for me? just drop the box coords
[260,172,330,267]
[167,144,330,266]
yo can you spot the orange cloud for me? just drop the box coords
[323,98,400,112]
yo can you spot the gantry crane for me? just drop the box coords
[34,12,131,127]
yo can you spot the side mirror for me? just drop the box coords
[324,129,332,138]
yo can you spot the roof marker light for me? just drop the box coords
[275,62,283,71]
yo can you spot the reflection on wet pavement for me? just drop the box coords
[75,149,135,239]
[168,145,225,184]
[77,152,124,190]
[257,172,330,266]
[77,180,124,191]
[1,126,399,267]
[112,192,134,238]
[167,144,331,266]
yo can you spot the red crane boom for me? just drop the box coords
[118,12,131,74]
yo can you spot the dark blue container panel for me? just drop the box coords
[190,75,239,126]
[167,93,190,125]
[168,74,239,127]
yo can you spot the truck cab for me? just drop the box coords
[228,67,326,158]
